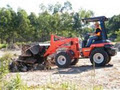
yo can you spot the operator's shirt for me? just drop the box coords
[95,28,102,38]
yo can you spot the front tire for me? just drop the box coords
[71,58,79,65]
[106,56,111,64]
[90,48,109,67]
[55,52,71,68]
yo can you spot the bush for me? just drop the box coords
[15,42,32,46]
[115,30,120,42]
[0,53,13,78]
[15,42,26,46]
[0,44,8,49]
[3,74,28,90]
[0,53,28,90]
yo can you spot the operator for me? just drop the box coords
[86,22,102,47]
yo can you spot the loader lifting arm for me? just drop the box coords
[44,35,80,59]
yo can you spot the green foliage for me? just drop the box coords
[39,82,78,90]
[0,1,120,43]
[115,29,120,41]
[106,14,120,40]
[0,44,8,49]
[0,53,13,89]
[32,82,103,90]
[0,74,28,90]
[0,1,94,43]
[3,74,28,90]
[0,53,28,90]
[0,53,13,78]
[15,41,31,46]
[73,9,94,37]
[93,85,103,90]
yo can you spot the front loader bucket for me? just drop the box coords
[20,44,47,63]
[29,45,40,55]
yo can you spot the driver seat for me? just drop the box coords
[93,36,103,44]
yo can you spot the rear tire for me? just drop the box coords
[90,48,109,67]
[71,58,79,65]
[55,52,71,68]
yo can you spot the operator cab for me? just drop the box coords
[82,16,110,48]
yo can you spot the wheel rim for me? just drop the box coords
[57,55,66,65]
[93,53,104,64]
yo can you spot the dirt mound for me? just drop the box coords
[9,44,55,72]
[9,58,52,72]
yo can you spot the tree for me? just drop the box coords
[6,6,17,43]
[61,1,72,13]
[106,14,120,40]
[0,7,17,43]
[37,11,52,41]
[115,29,120,41]
[73,9,94,38]
[16,8,31,42]
[0,1,95,44]
[28,12,39,41]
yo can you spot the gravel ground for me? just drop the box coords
[1,50,120,89]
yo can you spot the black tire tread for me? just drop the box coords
[71,59,79,65]
[55,52,71,68]
[106,56,111,64]
[90,48,109,67]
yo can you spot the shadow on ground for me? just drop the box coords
[53,64,113,74]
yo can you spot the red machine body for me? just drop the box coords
[44,35,80,59]
[82,43,111,57]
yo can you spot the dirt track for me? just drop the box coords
[4,51,120,89]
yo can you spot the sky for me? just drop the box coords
[0,0,120,17]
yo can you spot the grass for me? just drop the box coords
[28,82,78,90]
[0,53,13,78]
[93,85,103,90]
[27,82,103,90]
[0,53,28,90]
[2,74,28,90]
